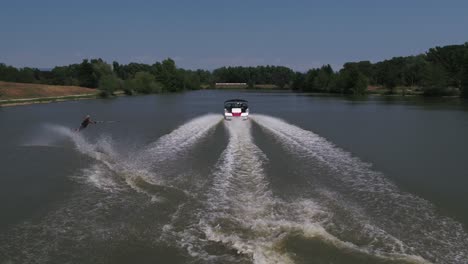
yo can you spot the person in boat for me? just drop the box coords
[76,115,96,131]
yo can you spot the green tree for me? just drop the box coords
[153,58,180,92]
[91,58,113,80]
[352,72,369,95]
[338,65,368,95]
[461,52,468,98]
[51,65,80,85]
[313,65,335,92]
[426,43,468,88]
[128,71,163,94]
[291,72,306,91]
[374,57,406,93]
[402,55,427,87]
[304,69,319,92]
[98,75,121,97]
[0,63,19,82]
[179,69,201,90]
[78,59,98,88]
[196,69,213,85]
[271,66,294,88]
[422,63,449,96]
[16,67,37,83]
[343,61,374,83]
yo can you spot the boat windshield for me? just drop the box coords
[224,102,248,109]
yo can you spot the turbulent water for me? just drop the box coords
[1,92,468,264]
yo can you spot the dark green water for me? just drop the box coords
[0,91,467,264]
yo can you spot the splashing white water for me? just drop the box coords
[200,119,292,263]
[195,119,428,264]
[138,114,223,169]
[44,114,222,196]
[13,114,465,263]
[251,114,468,263]
[0,114,225,264]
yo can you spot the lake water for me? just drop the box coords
[1,90,467,264]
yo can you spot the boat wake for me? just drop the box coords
[3,113,468,264]
[166,119,428,264]
[0,114,223,263]
[250,114,468,264]
[46,114,222,198]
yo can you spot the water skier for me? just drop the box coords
[76,115,96,132]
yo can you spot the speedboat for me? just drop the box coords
[224,99,249,120]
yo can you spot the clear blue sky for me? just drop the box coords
[1,0,467,71]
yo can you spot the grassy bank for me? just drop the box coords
[0,81,100,107]
[0,94,102,107]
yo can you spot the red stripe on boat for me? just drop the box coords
[232,112,242,117]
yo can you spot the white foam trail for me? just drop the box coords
[138,114,222,169]
[45,114,222,196]
[2,115,223,263]
[127,113,222,188]
[45,124,115,162]
[200,119,293,263]
[78,164,124,193]
[44,124,126,190]
[195,120,427,264]
[251,114,468,263]
[207,120,274,217]
[21,123,70,148]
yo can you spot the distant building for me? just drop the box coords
[215,83,247,86]
[215,83,248,89]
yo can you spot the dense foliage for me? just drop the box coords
[1,42,467,97]
[290,43,468,97]
[0,58,201,95]
[213,66,294,89]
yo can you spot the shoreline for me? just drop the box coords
[0,81,102,107]
[0,93,99,107]
[0,91,127,107]
[1,89,463,108]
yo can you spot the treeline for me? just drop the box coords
[213,66,295,88]
[332,43,468,97]
[213,43,468,97]
[1,42,467,97]
[0,58,207,96]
